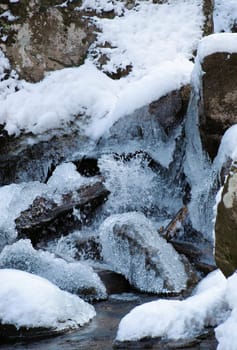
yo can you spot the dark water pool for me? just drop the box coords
[0,294,217,350]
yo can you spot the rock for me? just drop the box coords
[97,270,132,295]
[202,0,214,36]
[75,236,102,261]
[0,239,107,301]
[0,0,96,82]
[15,180,110,245]
[149,85,191,136]
[99,212,189,294]
[199,51,237,160]
[215,162,237,277]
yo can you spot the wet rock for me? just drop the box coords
[215,162,237,277]
[97,270,132,295]
[0,324,64,344]
[0,0,96,82]
[15,180,110,245]
[99,212,189,294]
[148,85,191,135]
[73,156,101,177]
[199,52,237,160]
[114,329,217,349]
[0,129,93,185]
[75,236,102,261]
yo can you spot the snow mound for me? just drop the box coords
[197,33,237,63]
[0,269,95,330]
[99,212,188,294]
[0,240,107,301]
[116,270,228,342]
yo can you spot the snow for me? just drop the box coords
[214,0,237,33]
[0,0,203,139]
[0,239,107,300]
[215,125,237,169]
[79,0,124,15]
[116,270,228,342]
[197,33,237,63]
[216,273,237,350]
[117,270,237,349]
[0,269,95,330]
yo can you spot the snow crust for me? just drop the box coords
[197,33,237,63]
[0,269,95,330]
[0,239,107,300]
[0,0,203,138]
[99,212,188,294]
[116,270,228,342]
[214,0,237,33]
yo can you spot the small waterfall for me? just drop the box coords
[184,91,218,242]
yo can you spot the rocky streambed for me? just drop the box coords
[0,293,218,350]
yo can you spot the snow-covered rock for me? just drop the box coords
[0,269,95,331]
[99,212,188,294]
[0,240,107,301]
[116,270,228,342]
[194,33,237,159]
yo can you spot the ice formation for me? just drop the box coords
[0,239,107,300]
[99,212,188,294]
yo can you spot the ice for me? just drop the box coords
[0,239,107,300]
[0,162,100,250]
[99,212,188,294]
[116,270,228,342]
[0,182,47,249]
[98,153,183,219]
[0,268,95,330]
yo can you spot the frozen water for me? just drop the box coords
[0,268,95,330]
[99,212,188,294]
[0,239,107,300]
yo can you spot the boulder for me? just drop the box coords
[199,50,237,159]
[0,0,96,82]
[15,180,110,245]
[99,212,190,294]
[215,162,237,277]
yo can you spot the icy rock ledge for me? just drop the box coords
[99,212,188,294]
[0,240,107,301]
[0,269,95,333]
